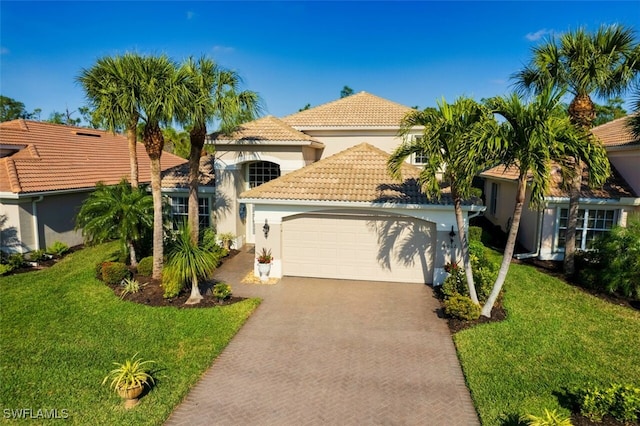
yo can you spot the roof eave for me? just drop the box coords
[208,139,325,148]
[237,197,486,211]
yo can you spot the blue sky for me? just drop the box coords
[1,1,639,124]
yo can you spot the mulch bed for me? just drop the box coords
[571,414,639,426]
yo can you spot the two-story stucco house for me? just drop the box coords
[481,115,640,261]
[209,92,485,285]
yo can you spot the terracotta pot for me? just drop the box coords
[117,385,144,409]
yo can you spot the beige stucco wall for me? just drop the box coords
[608,147,640,196]
[0,201,29,253]
[303,129,403,157]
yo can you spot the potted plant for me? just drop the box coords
[218,232,235,251]
[256,248,273,283]
[102,353,155,409]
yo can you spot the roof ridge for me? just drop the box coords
[3,158,22,192]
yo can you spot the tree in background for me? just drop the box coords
[593,97,627,126]
[78,54,145,188]
[46,108,82,126]
[162,127,191,159]
[513,24,638,276]
[388,97,499,305]
[75,179,153,267]
[179,56,261,246]
[340,85,354,98]
[0,95,40,122]
[481,88,610,317]
[298,103,311,111]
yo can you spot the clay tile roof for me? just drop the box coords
[0,120,188,195]
[282,91,412,127]
[161,154,215,188]
[591,115,639,147]
[240,143,463,205]
[209,115,323,146]
[481,163,636,198]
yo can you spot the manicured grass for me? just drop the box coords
[454,256,640,425]
[0,242,260,425]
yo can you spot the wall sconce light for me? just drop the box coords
[449,225,456,245]
[263,219,270,238]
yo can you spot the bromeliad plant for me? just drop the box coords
[256,248,272,264]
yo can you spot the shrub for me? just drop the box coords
[28,249,47,262]
[137,256,154,277]
[575,383,640,423]
[441,264,467,299]
[101,262,130,285]
[162,267,183,299]
[6,253,25,270]
[576,218,640,301]
[0,263,13,276]
[440,241,499,304]
[47,241,69,257]
[469,226,483,242]
[444,294,481,321]
[212,283,232,300]
[522,409,573,426]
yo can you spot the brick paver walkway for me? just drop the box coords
[165,247,479,425]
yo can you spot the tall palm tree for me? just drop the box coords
[75,179,153,267]
[513,24,637,275]
[388,97,498,305]
[179,57,262,244]
[481,88,610,317]
[78,54,143,188]
[136,55,189,279]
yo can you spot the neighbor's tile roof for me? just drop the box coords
[240,143,465,205]
[481,163,636,198]
[0,120,188,194]
[282,91,412,127]
[591,115,639,147]
[161,154,215,188]
[209,115,323,147]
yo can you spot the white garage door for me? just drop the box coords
[282,213,435,283]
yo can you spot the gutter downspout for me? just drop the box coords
[514,209,544,260]
[31,196,44,251]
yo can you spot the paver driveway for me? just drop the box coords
[165,250,479,426]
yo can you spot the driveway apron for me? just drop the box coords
[165,250,479,426]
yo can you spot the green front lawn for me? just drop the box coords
[0,242,260,425]
[455,257,640,425]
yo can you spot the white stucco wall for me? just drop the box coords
[607,147,640,196]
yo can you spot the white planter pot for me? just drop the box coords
[257,262,271,283]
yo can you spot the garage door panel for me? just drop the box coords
[282,214,434,283]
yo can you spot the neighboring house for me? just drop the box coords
[209,92,485,284]
[0,120,214,254]
[481,115,640,261]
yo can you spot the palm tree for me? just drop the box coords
[136,55,189,279]
[513,24,637,275]
[164,223,220,305]
[388,97,498,305]
[179,57,262,244]
[75,179,153,267]
[78,54,143,188]
[481,88,610,317]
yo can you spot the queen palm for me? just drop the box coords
[513,24,637,275]
[75,179,153,267]
[388,97,498,305]
[179,57,261,244]
[137,55,188,279]
[78,54,143,188]
[481,88,610,317]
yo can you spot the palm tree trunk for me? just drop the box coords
[128,240,138,268]
[185,272,203,305]
[481,175,527,318]
[188,125,206,244]
[563,160,583,276]
[144,124,165,280]
[453,196,478,305]
[126,126,139,189]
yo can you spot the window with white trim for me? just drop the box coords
[557,208,617,251]
[248,161,280,188]
[170,196,210,230]
[411,136,428,165]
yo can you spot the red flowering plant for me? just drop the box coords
[443,261,460,274]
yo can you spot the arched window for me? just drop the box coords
[248,161,280,188]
